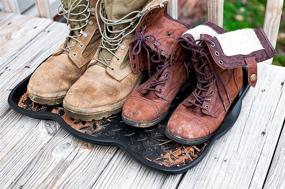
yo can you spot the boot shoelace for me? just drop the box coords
[90,0,145,69]
[131,26,164,76]
[180,36,231,113]
[59,0,91,52]
[140,62,171,101]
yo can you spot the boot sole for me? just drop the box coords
[64,76,143,121]
[122,113,168,128]
[64,99,125,121]
[165,128,213,145]
[28,92,64,106]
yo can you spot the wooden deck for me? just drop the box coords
[1,13,285,189]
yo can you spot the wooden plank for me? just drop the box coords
[23,5,39,17]
[2,0,34,13]
[91,150,183,189]
[263,0,284,49]
[263,121,285,189]
[263,0,284,65]
[0,20,69,188]
[167,0,178,19]
[35,0,60,19]
[176,64,285,189]
[207,0,224,27]
[0,116,52,188]
[0,21,68,117]
[0,12,13,24]
[0,14,52,67]
[8,131,117,188]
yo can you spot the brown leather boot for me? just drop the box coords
[27,0,100,105]
[166,24,276,145]
[63,0,168,121]
[121,9,188,128]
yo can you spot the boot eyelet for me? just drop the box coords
[215,51,220,56]
[219,60,224,65]
[211,42,215,47]
[166,31,172,36]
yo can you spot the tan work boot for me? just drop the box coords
[63,0,168,121]
[27,0,100,105]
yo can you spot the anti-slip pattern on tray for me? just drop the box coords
[8,70,250,174]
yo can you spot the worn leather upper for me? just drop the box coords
[122,9,188,124]
[167,23,276,141]
[28,1,101,105]
[63,0,168,119]
[129,7,188,74]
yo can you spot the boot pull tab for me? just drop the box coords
[245,57,258,87]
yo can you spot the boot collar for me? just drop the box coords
[202,28,276,87]
[182,23,276,87]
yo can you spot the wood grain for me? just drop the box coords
[0,14,52,67]
[263,123,285,189]
[91,150,183,189]
[207,0,224,27]
[263,0,284,49]
[167,0,178,19]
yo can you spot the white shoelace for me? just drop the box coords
[91,0,145,69]
[58,0,91,52]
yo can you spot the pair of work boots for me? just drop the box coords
[122,22,276,145]
[27,0,169,120]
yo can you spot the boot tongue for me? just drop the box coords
[94,0,149,70]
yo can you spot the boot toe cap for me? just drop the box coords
[122,97,160,123]
[27,70,66,105]
[167,111,209,142]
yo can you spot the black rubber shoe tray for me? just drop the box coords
[8,70,250,174]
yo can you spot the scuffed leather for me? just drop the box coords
[63,0,165,117]
[63,65,140,113]
[122,43,189,123]
[28,54,87,99]
[129,7,188,73]
[167,24,276,142]
[28,14,100,104]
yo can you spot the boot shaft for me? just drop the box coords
[129,7,188,74]
[181,24,276,116]
[103,0,149,20]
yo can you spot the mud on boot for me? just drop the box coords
[63,0,168,121]
[28,0,101,105]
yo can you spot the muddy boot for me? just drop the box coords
[27,0,100,105]
[121,8,188,128]
[63,0,168,121]
[166,24,276,145]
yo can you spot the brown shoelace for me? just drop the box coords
[130,26,164,76]
[140,62,171,100]
[179,36,231,113]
